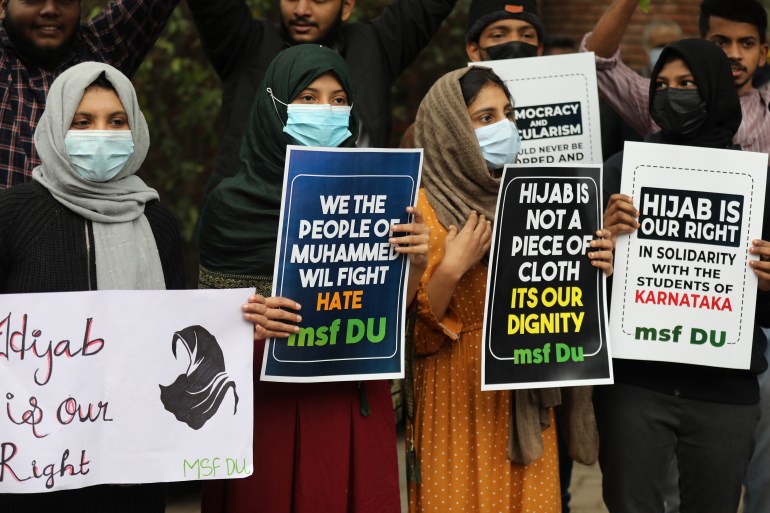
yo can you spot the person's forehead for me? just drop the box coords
[706,15,762,40]
[657,57,691,76]
[480,18,536,35]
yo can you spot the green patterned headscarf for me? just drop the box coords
[199,45,359,279]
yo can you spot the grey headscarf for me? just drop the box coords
[32,62,165,290]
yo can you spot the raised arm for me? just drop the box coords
[584,0,638,58]
[82,0,181,78]
[580,0,658,137]
[186,0,263,81]
[370,0,457,79]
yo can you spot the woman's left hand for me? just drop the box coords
[750,239,770,291]
[389,206,430,271]
[588,228,614,276]
[242,294,302,340]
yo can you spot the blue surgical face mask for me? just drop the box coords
[475,119,522,169]
[267,87,353,148]
[64,130,134,182]
[283,104,352,147]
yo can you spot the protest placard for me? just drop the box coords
[473,52,603,166]
[0,288,254,493]
[482,165,612,390]
[610,142,767,369]
[262,147,422,382]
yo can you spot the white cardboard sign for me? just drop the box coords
[0,288,254,493]
[610,142,767,369]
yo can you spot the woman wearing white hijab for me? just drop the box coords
[0,62,183,511]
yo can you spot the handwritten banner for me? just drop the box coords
[0,289,254,493]
[262,147,422,382]
[472,52,603,165]
[611,142,767,369]
[482,165,612,390]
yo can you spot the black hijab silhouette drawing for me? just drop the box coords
[160,325,239,430]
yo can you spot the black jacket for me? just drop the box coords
[187,0,456,195]
[0,181,185,293]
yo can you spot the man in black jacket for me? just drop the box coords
[187,0,458,195]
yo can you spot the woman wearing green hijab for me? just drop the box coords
[199,45,422,513]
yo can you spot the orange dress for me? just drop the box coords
[408,191,561,513]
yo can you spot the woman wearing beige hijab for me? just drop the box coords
[406,66,612,513]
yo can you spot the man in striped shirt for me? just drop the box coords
[0,0,179,189]
[582,0,770,157]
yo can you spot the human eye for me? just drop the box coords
[742,39,757,49]
[69,117,91,129]
[297,93,316,103]
[711,36,727,47]
[331,95,348,106]
[681,79,697,88]
[109,116,128,128]
[479,114,494,124]
[654,81,668,90]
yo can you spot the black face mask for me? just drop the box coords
[483,40,539,61]
[651,88,708,139]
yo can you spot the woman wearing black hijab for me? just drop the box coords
[599,39,770,513]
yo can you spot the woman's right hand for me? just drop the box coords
[441,211,493,279]
[603,194,639,239]
[242,294,302,340]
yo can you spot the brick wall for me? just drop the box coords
[539,0,702,72]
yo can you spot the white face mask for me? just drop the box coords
[474,119,522,169]
[64,130,134,182]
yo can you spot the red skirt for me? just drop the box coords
[201,340,400,513]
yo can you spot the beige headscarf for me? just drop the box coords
[32,62,165,290]
[412,67,500,231]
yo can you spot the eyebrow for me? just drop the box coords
[656,74,695,82]
[299,87,347,96]
[486,23,512,33]
[712,34,758,42]
[471,107,497,117]
[73,110,127,117]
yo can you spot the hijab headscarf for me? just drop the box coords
[649,38,742,148]
[412,67,500,232]
[32,62,165,290]
[199,44,359,278]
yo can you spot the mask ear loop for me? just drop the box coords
[267,87,289,128]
